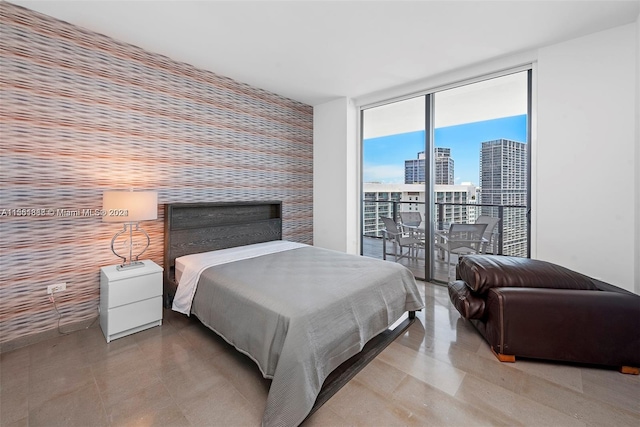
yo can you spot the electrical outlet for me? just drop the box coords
[47,282,66,294]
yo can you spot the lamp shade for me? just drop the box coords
[102,190,158,223]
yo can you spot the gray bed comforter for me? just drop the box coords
[190,245,424,427]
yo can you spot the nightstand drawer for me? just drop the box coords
[108,272,162,308]
[107,296,162,335]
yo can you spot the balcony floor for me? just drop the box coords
[362,236,459,283]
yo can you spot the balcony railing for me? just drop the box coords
[363,200,529,258]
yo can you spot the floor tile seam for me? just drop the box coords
[574,387,640,417]
[350,362,411,401]
[447,391,527,427]
[0,349,32,372]
[131,327,184,348]
[25,363,96,410]
[384,339,467,381]
[133,332,190,353]
[309,405,349,426]
[377,376,481,426]
[155,376,194,427]
[89,343,161,381]
[517,377,640,425]
[0,387,27,426]
[29,356,95,383]
[389,374,518,427]
[450,374,534,427]
[384,370,414,402]
[169,378,239,424]
[396,362,466,399]
[156,368,223,408]
[512,364,640,415]
[136,345,201,368]
[514,371,596,421]
[324,376,417,425]
[578,380,640,414]
[90,373,110,427]
[414,322,471,343]
[227,378,266,418]
[454,371,589,426]
[0,368,30,396]
[26,381,107,427]
[399,337,472,377]
[176,327,211,357]
[155,357,211,381]
[94,370,166,414]
[0,416,28,427]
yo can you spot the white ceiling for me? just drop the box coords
[9,0,640,106]
[363,71,529,139]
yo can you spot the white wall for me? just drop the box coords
[313,97,359,253]
[536,23,637,290]
[635,14,640,295]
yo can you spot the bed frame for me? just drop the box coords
[163,201,282,308]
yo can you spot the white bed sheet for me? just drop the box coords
[171,240,307,314]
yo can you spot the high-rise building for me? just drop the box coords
[434,147,454,185]
[479,139,528,257]
[404,152,425,184]
[404,148,454,185]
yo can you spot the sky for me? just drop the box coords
[363,114,527,185]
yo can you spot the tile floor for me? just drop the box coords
[1,282,638,427]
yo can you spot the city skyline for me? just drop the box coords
[363,114,527,185]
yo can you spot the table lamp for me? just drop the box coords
[102,190,158,270]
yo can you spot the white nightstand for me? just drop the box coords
[99,260,163,343]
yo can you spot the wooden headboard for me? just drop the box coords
[163,201,282,307]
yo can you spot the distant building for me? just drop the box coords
[434,182,478,228]
[405,148,454,185]
[404,152,425,184]
[435,147,454,185]
[363,182,478,237]
[363,183,424,237]
[479,139,528,257]
[366,140,527,257]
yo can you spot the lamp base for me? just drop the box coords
[116,261,145,271]
[111,223,151,271]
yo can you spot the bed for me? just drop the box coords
[164,201,424,427]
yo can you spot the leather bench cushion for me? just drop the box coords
[458,255,599,294]
[448,280,486,319]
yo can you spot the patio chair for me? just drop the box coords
[399,211,424,237]
[380,216,422,262]
[399,211,422,227]
[475,215,500,254]
[435,223,488,281]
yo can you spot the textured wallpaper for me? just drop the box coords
[0,2,313,346]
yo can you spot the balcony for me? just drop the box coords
[362,201,529,283]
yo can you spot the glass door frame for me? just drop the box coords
[423,94,434,281]
[359,66,533,283]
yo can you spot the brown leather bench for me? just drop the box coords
[448,255,640,374]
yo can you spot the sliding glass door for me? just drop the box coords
[361,69,531,283]
[361,97,427,280]
[431,71,530,281]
